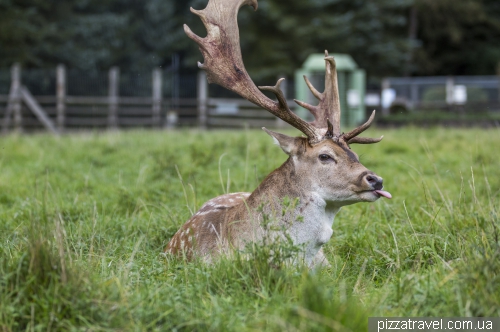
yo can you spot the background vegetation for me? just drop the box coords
[1,0,500,82]
[0,128,499,330]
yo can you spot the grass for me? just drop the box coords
[0,127,499,331]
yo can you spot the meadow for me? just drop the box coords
[0,127,499,331]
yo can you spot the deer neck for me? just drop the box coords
[245,158,341,264]
[251,157,341,228]
[251,157,302,201]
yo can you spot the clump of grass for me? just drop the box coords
[0,199,124,330]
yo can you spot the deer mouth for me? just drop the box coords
[356,189,392,201]
[373,190,392,199]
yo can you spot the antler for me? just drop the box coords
[342,110,383,144]
[185,0,382,146]
[184,0,324,143]
[294,51,341,136]
[296,51,383,145]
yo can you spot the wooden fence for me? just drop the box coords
[0,64,285,134]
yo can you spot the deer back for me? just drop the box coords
[165,192,251,258]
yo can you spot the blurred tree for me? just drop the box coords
[412,0,500,76]
[0,0,73,67]
[0,0,499,79]
[231,0,413,82]
[0,0,203,71]
[0,0,125,69]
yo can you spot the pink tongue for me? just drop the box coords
[375,190,392,199]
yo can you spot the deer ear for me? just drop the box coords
[262,128,298,155]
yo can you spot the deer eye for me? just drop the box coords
[318,154,335,162]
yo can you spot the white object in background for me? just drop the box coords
[347,89,360,108]
[381,88,396,109]
[453,85,467,105]
[365,93,380,107]
[166,111,178,128]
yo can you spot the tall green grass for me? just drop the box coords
[0,127,499,331]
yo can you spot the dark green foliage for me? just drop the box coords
[0,0,197,71]
[1,0,499,81]
[232,0,413,81]
[413,0,500,76]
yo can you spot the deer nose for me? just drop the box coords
[364,174,383,190]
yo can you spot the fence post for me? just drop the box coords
[2,64,21,133]
[497,62,500,106]
[197,71,208,129]
[12,63,22,132]
[56,64,66,131]
[446,76,455,107]
[108,67,119,129]
[410,81,418,110]
[152,68,162,128]
[381,78,390,116]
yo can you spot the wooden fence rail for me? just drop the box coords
[0,64,287,134]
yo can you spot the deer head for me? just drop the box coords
[261,130,391,207]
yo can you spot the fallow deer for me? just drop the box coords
[165,0,392,267]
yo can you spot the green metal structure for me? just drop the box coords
[295,53,365,127]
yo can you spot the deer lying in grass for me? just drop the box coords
[165,0,391,267]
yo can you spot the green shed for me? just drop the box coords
[295,53,366,127]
